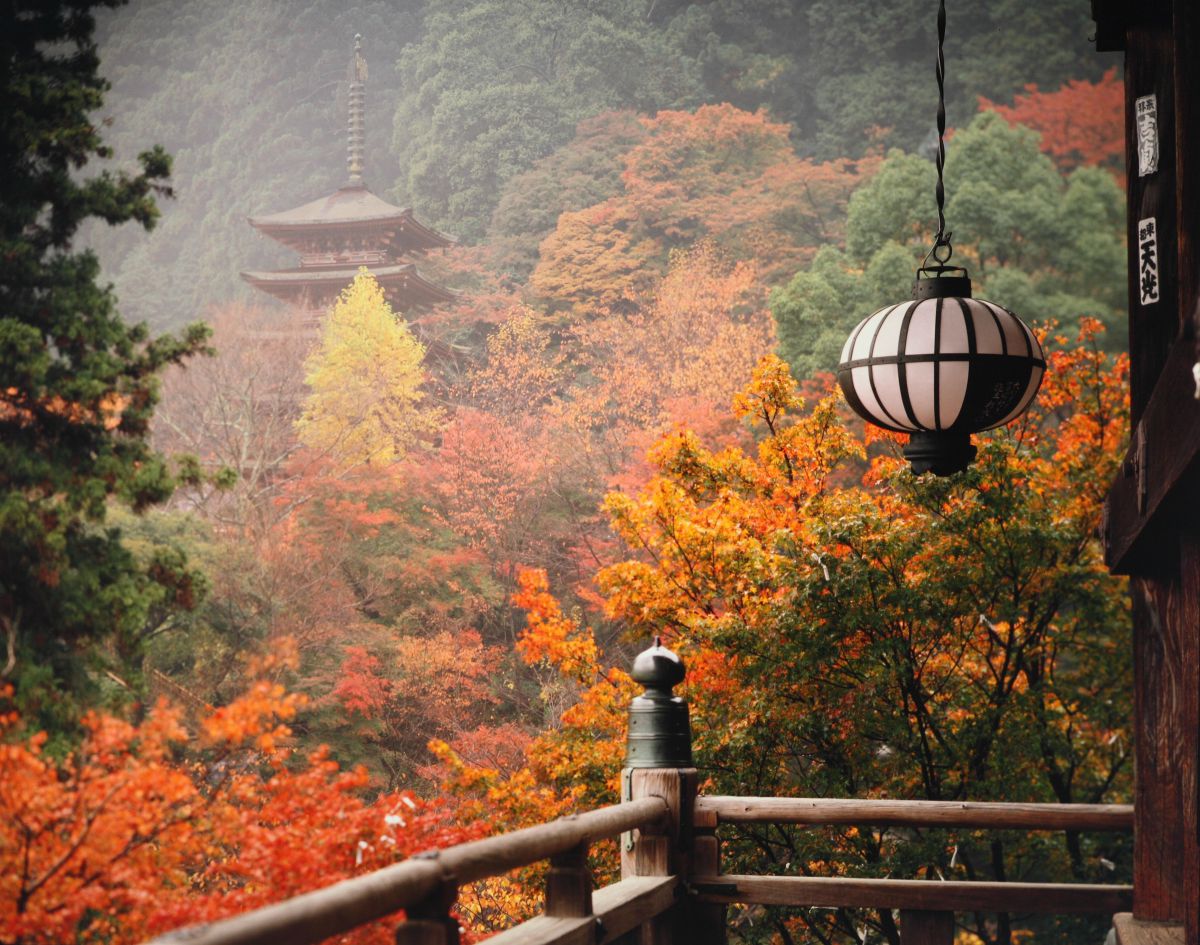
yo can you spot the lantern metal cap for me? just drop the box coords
[914,266,971,301]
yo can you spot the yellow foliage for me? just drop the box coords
[297,271,437,466]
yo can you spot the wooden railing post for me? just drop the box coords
[899,910,954,945]
[620,639,698,945]
[689,803,727,945]
[546,842,593,918]
[394,869,459,945]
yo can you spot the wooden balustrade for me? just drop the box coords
[148,797,668,945]
[144,641,1135,945]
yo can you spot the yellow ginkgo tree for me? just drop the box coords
[297,271,439,466]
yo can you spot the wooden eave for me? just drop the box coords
[239,263,457,308]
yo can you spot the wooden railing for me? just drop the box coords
[689,795,1133,944]
[147,643,1134,945]
[152,797,673,945]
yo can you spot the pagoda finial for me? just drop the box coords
[346,33,367,187]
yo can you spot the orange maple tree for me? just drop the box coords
[530,104,876,313]
[432,323,1132,944]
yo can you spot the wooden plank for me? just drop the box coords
[621,768,697,880]
[482,915,594,945]
[689,875,1132,915]
[695,797,1133,832]
[148,798,668,945]
[1124,0,1178,423]
[395,884,460,945]
[1112,912,1186,945]
[688,821,726,945]
[899,910,954,945]
[485,877,680,945]
[593,877,679,940]
[1174,0,1200,350]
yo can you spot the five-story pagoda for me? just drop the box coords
[241,36,454,315]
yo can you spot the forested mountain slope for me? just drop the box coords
[87,0,1114,331]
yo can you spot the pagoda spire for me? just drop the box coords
[346,33,367,187]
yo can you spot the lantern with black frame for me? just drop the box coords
[836,0,1046,476]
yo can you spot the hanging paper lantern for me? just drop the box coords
[837,274,1045,475]
[835,0,1046,475]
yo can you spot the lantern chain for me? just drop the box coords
[923,0,954,270]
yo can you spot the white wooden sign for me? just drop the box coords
[1136,94,1159,177]
[1138,216,1160,306]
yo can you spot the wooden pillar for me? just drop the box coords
[899,910,954,945]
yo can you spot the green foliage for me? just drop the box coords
[773,112,1126,379]
[392,0,705,241]
[798,0,1114,158]
[0,0,209,739]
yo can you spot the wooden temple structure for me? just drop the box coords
[1094,0,1200,942]
[240,36,454,315]
[151,4,1199,945]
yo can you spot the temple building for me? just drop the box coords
[241,36,454,314]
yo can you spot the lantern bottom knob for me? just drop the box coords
[903,431,977,476]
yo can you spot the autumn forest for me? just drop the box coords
[1,2,1133,944]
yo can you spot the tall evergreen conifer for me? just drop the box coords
[0,0,209,742]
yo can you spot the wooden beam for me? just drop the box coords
[147,798,669,945]
[1104,341,1200,575]
[689,875,1133,915]
[1131,535,1200,925]
[695,797,1133,832]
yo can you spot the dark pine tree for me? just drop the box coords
[0,0,210,745]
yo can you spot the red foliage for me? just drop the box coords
[980,68,1124,180]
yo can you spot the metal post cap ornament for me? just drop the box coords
[624,636,692,769]
[837,272,1045,475]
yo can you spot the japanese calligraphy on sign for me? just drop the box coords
[1136,94,1159,177]
[1138,216,1160,305]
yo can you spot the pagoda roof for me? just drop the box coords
[239,263,458,309]
[248,185,453,250]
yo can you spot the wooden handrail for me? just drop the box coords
[149,797,669,945]
[697,797,1133,832]
[690,874,1134,915]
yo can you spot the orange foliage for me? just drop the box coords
[0,684,481,945]
[531,104,875,313]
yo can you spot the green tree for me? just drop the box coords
[772,112,1126,379]
[0,0,208,743]
[797,0,1115,158]
[391,0,705,240]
